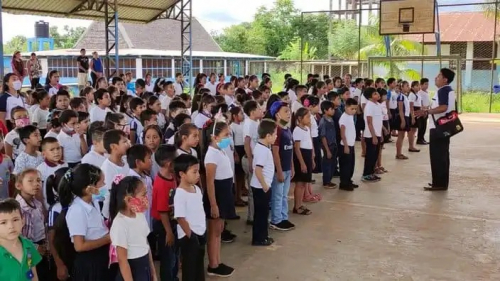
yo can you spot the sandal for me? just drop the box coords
[235,200,248,207]
[304,195,319,203]
[395,154,409,160]
[408,148,420,152]
[379,167,388,173]
[375,168,384,175]
[293,206,312,215]
[313,193,322,201]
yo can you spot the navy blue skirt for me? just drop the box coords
[204,177,235,219]
[293,148,313,183]
[115,254,152,281]
[72,244,110,281]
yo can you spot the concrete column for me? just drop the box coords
[245,60,249,75]
[199,59,203,74]
[135,58,142,79]
[465,41,473,90]
[41,58,48,80]
[171,58,175,79]
[224,59,227,77]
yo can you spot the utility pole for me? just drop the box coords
[328,0,333,61]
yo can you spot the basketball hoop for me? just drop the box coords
[379,0,435,35]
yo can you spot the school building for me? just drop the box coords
[403,11,500,92]
[8,18,272,89]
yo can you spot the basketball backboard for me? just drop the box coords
[379,0,436,35]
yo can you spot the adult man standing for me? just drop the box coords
[417,68,456,191]
[77,49,89,90]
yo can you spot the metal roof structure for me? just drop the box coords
[2,0,181,23]
[0,0,194,86]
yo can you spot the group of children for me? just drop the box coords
[0,70,431,281]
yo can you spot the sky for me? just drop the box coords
[3,0,332,42]
[2,0,481,42]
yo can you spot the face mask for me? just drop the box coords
[92,187,107,201]
[278,119,288,127]
[15,117,30,128]
[217,137,231,150]
[63,125,75,133]
[129,197,149,213]
[12,80,22,91]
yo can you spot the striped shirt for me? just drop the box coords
[16,194,45,242]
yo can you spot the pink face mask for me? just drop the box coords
[129,197,149,213]
[14,117,30,128]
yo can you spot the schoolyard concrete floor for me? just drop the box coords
[217,114,500,281]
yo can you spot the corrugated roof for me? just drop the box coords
[2,0,181,23]
[74,18,222,52]
[405,12,499,42]
[20,48,274,59]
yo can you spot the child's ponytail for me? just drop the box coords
[53,164,103,267]
[109,176,143,226]
[45,167,70,207]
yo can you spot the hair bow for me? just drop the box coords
[113,174,125,185]
[64,170,72,181]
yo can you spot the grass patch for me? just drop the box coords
[461,92,500,113]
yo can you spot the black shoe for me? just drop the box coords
[252,237,274,246]
[270,221,293,231]
[311,179,316,184]
[221,230,235,243]
[423,185,448,191]
[350,183,359,188]
[246,220,253,226]
[416,140,429,145]
[372,175,382,181]
[339,184,354,191]
[207,264,234,277]
[283,220,295,229]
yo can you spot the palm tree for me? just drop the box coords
[330,16,424,79]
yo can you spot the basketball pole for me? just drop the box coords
[488,0,499,113]
[435,0,442,68]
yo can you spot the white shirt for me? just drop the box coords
[293,126,313,149]
[4,94,25,121]
[174,186,206,238]
[177,148,198,158]
[193,112,210,129]
[44,130,59,139]
[128,169,153,229]
[429,86,456,130]
[190,110,199,121]
[13,151,44,175]
[204,146,233,180]
[397,94,411,117]
[159,94,172,111]
[37,161,69,210]
[250,143,274,189]
[291,100,302,114]
[243,118,260,151]
[111,212,150,259]
[352,88,362,101]
[230,122,244,146]
[32,107,49,129]
[145,83,155,93]
[57,131,84,163]
[66,196,109,242]
[101,158,130,218]
[418,90,430,107]
[81,149,107,168]
[380,102,389,121]
[389,91,399,109]
[224,95,235,106]
[174,82,183,96]
[5,130,25,160]
[409,92,422,107]
[90,106,111,123]
[288,89,297,104]
[205,82,218,95]
[339,113,356,146]
[363,100,383,137]
[310,114,319,138]
[130,117,144,143]
[28,104,39,119]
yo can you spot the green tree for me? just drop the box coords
[3,35,28,54]
[279,37,317,60]
[294,13,329,59]
[50,25,86,49]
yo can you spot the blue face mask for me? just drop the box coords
[92,187,107,201]
[217,137,231,150]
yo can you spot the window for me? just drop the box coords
[142,58,172,78]
[473,41,495,70]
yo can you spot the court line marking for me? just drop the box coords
[319,199,500,223]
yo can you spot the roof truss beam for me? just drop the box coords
[69,0,165,14]
[149,1,186,23]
